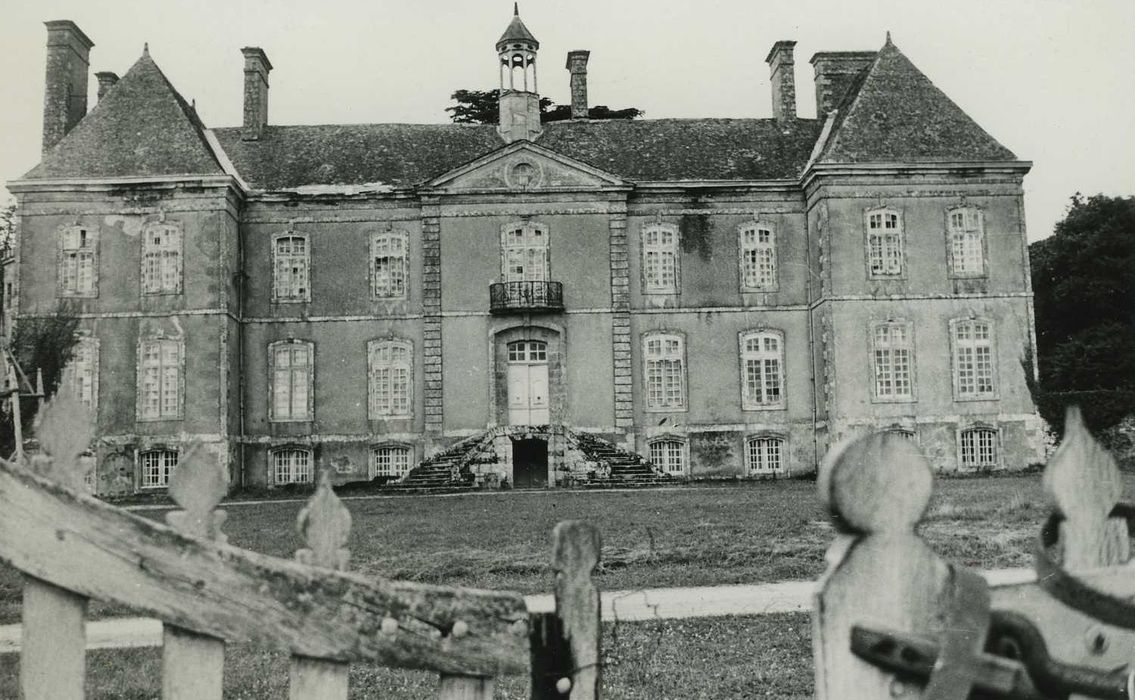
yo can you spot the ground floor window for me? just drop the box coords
[746,436,784,474]
[140,449,178,488]
[649,439,686,475]
[273,448,313,485]
[960,427,999,469]
[80,451,96,493]
[371,445,412,479]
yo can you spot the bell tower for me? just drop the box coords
[497,4,541,142]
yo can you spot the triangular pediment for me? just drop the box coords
[424,141,627,192]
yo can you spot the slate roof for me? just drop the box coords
[25,52,224,179]
[818,40,1017,163]
[498,5,539,49]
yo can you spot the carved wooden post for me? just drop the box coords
[290,470,352,700]
[163,440,227,700]
[812,433,952,699]
[20,388,93,700]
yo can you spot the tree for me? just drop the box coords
[0,202,14,260]
[1029,193,1135,434]
[445,89,641,124]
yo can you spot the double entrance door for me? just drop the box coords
[506,340,549,426]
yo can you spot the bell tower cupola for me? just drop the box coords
[497,3,541,142]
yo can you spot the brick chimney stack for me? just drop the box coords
[95,71,118,102]
[566,50,590,119]
[42,20,94,153]
[810,51,876,118]
[241,47,272,141]
[765,41,797,122]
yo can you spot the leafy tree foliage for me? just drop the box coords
[0,202,14,259]
[445,89,641,124]
[1030,193,1135,434]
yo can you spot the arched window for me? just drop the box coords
[64,335,99,410]
[501,222,549,282]
[141,220,183,294]
[372,231,408,299]
[643,333,686,410]
[642,223,679,294]
[269,340,314,421]
[951,319,996,399]
[648,439,686,475]
[739,223,777,291]
[273,234,310,302]
[368,340,413,418]
[746,436,785,474]
[370,444,413,479]
[886,427,917,442]
[740,330,785,409]
[138,337,183,420]
[865,208,903,278]
[140,448,178,488]
[872,321,914,401]
[273,447,313,485]
[960,427,999,469]
[948,207,985,277]
[59,225,97,297]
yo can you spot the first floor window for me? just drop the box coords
[741,331,784,409]
[139,338,182,420]
[642,223,679,293]
[368,340,413,418]
[649,439,685,475]
[65,337,99,410]
[746,436,784,474]
[140,449,177,488]
[740,223,777,291]
[948,207,985,276]
[644,334,685,410]
[866,209,903,277]
[59,225,97,296]
[371,445,412,479]
[952,319,996,398]
[960,427,998,469]
[372,231,408,299]
[271,341,313,421]
[273,235,310,301]
[873,322,913,400]
[273,448,313,485]
[502,222,549,282]
[141,221,183,294]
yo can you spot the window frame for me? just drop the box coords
[140,220,184,296]
[946,206,987,278]
[58,224,98,298]
[739,330,786,411]
[738,221,778,292]
[271,233,312,303]
[950,318,998,401]
[641,222,680,295]
[863,207,905,280]
[271,446,314,485]
[958,425,1001,470]
[369,443,414,480]
[63,334,100,412]
[136,336,184,422]
[368,339,414,419]
[370,230,409,301]
[871,320,916,403]
[745,434,787,475]
[642,332,687,412]
[500,221,551,283]
[139,447,178,489]
[268,339,315,422]
[647,437,687,476]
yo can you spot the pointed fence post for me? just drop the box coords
[19,387,94,700]
[290,470,352,700]
[162,440,227,700]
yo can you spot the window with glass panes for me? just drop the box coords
[139,339,181,420]
[644,334,685,410]
[368,340,413,418]
[740,331,784,409]
[140,449,178,488]
[141,222,182,294]
[649,439,685,475]
[501,223,549,282]
[740,224,777,290]
[746,436,784,474]
[273,235,310,301]
[952,320,996,398]
[59,226,96,296]
[873,322,914,400]
[66,337,99,409]
[273,448,313,484]
[372,232,407,298]
[270,341,313,421]
[960,428,998,469]
[866,209,903,277]
[642,223,679,293]
[948,207,985,276]
[371,445,412,479]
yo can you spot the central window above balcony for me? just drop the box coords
[492,221,564,314]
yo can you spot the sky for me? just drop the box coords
[2,0,1133,242]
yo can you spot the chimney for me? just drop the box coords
[241,47,272,141]
[765,41,797,122]
[95,71,118,102]
[810,51,876,118]
[42,21,94,153]
[565,50,590,119]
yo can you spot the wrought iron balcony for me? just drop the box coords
[489,280,565,314]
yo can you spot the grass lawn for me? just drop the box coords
[3,473,1133,697]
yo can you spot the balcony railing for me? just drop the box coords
[489,280,565,314]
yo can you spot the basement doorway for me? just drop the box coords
[511,438,548,488]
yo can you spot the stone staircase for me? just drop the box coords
[570,431,674,487]
[390,434,487,490]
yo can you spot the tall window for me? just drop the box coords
[371,445,412,479]
[649,439,686,475]
[866,209,903,278]
[739,223,777,291]
[501,222,549,282]
[270,341,313,421]
[740,331,785,409]
[273,235,310,302]
[368,340,413,418]
[872,322,914,401]
[140,448,178,488]
[948,207,985,277]
[138,338,182,420]
[952,319,996,399]
[643,333,686,410]
[746,436,785,474]
[64,336,99,410]
[642,223,679,294]
[141,221,183,294]
[960,427,999,469]
[372,231,408,299]
[273,448,313,485]
[59,225,97,297]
